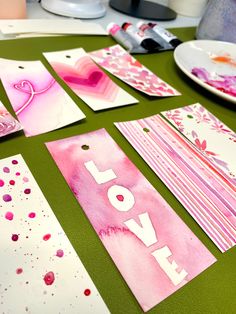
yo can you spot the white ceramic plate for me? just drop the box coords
[174,40,236,103]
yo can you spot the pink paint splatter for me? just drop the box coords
[12,160,18,165]
[84,289,91,296]
[9,180,15,185]
[24,188,31,194]
[5,211,14,220]
[43,234,51,241]
[12,234,19,241]
[16,268,23,274]
[43,271,55,285]
[0,179,4,187]
[116,194,124,201]
[3,194,12,202]
[23,177,29,182]
[15,172,20,176]
[3,167,10,173]
[28,212,36,218]
[56,249,64,258]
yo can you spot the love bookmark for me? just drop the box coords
[43,48,138,111]
[0,58,85,137]
[46,128,216,312]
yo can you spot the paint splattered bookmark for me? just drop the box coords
[115,114,236,252]
[161,103,236,184]
[0,154,109,314]
[89,44,180,97]
[46,129,216,312]
[43,48,138,111]
[0,58,85,137]
[0,100,22,137]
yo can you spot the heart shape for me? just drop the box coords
[13,80,34,94]
[51,56,118,102]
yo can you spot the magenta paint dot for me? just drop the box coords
[28,212,36,219]
[12,160,18,165]
[116,194,124,202]
[56,249,64,258]
[23,177,29,182]
[24,189,31,194]
[0,179,4,187]
[3,167,10,173]
[3,194,12,202]
[5,211,14,220]
[16,268,23,274]
[12,234,19,241]
[43,271,55,285]
[15,172,20,176]
[84,289,91,296]
[9,180,15,185]
[43,234,51,241]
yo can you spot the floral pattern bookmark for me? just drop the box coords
[46,128,215,312]
[0,58,85,137]
[43,48,138,111]
[90,45,180,97]
[162,103,236,183]
[115,112,236,252]
[0,101,22,137]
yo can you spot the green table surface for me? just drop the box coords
[0,27,235,314]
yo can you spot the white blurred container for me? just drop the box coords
[168,0,208,17]
[0,0,27,19]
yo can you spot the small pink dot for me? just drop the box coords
[12,234,19,241]
[3,167,10,173]
[0,179,4,187]
[9,180,15,185]
[84,289,91,296]
[3,194,12,202]
[24,189,31,194]
[28,212,36,219]
[5,211,14,220]
[15,172,20,176]
[12,160,18,165]
[116,194,124,202]
[16,268,23,274]
[43,234,51,241]
[23,177,29,182]
[43,271,55,286]
[56,249,64,258]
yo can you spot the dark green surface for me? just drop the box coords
[0,28,235,314]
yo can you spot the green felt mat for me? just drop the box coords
[0,27,235,314]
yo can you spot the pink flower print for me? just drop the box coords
[194,138,217,156]
[194,111,211,124]
[210,121,231,134]
[165,110,184,132]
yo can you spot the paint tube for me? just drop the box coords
[122,22,162,52]
[136,21,173,50]
[107,22,147,53]
[148,23,182,48]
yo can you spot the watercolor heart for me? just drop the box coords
[51,56,118,102]
[13,80,34,95]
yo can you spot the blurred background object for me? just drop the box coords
[0,0,27,19]
[41,0,106,18]
[109,0,177,20]
[168,0,208,17]
[196,0,236,43]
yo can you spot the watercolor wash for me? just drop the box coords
[46,128,216,312]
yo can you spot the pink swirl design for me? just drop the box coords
[13,79,55,115]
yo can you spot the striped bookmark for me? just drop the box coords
[115,114,236,252]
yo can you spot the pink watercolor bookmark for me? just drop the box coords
[161,103,236,184]
[0,154,109,314]
[43,48,138,111]
[89,44,180,97]
[0,100,22,137]
[46,128,216,312]
[0,58,85,137]
[115,114,236,252]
